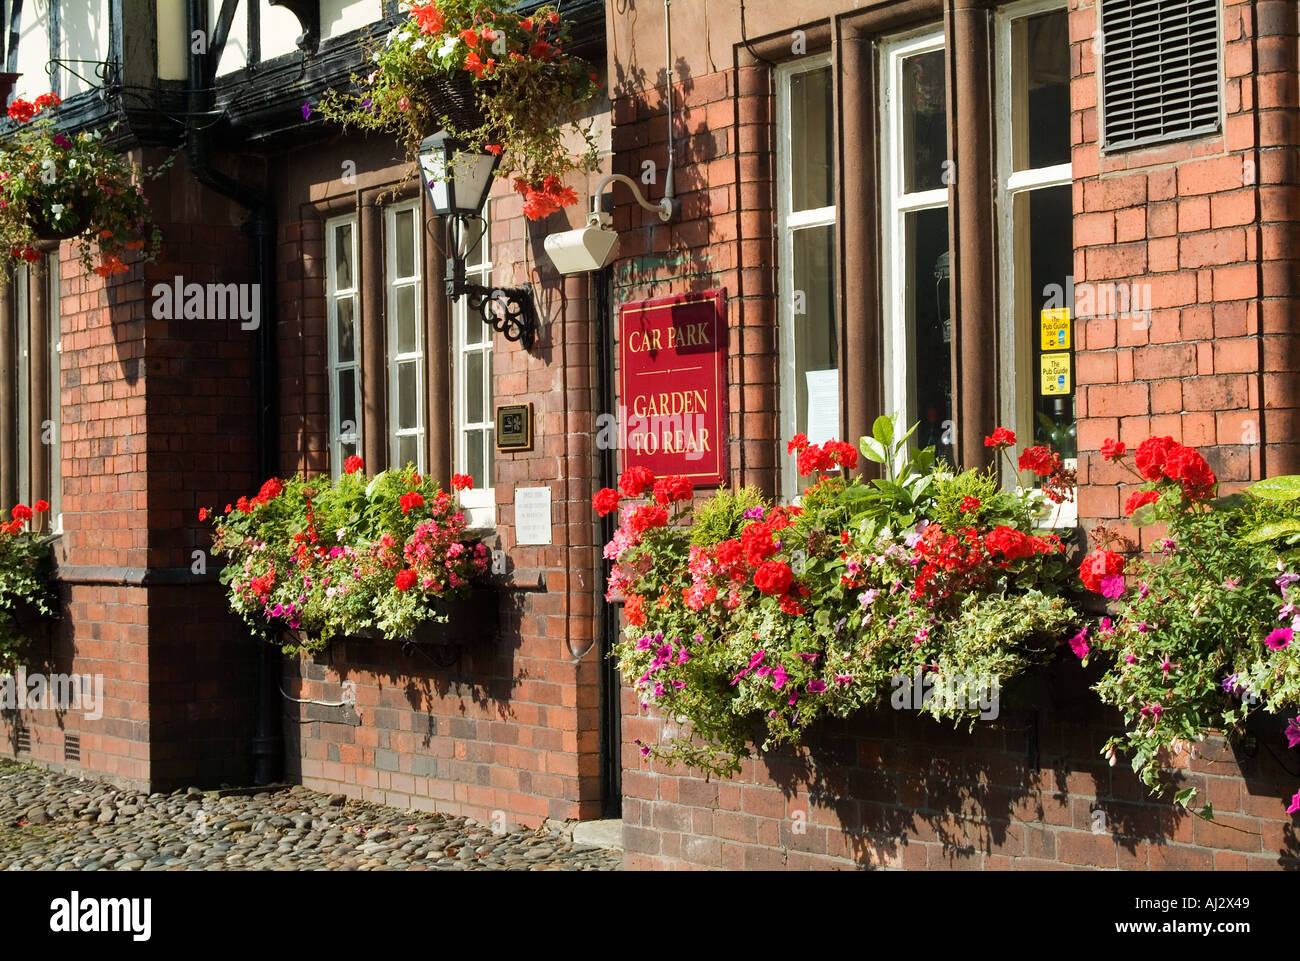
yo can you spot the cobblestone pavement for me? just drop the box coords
[0,761,622,871]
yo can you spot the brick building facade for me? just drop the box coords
[0,0,1296,868]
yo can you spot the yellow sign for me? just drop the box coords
[1040,308,1071,351]
[1041,354,1071,396]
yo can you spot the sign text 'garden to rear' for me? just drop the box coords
[617,289,728,486]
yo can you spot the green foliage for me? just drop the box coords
[0,102,167,272]
[0,516,58,670]
[1091,485,1300,810]
[206,467,489,655]
[607,414,1080,777]
[688,486,765,547]
[317,1,600,202]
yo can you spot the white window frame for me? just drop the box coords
[995,0,1075,527]
[880,29,949,441]
[776,53,837,502]
[455,203,496,531]
[47,255,61,533]
[385,200,425,472]
[15,264,30,508]
[325,212,361,479]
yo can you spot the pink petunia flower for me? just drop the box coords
[772,663,788,691]
[1285,715,1300,750]
[1265,627,1293,651]
[1068,627,1089,661]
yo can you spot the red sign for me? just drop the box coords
[617,288,728,486]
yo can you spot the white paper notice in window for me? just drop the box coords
[514,487,552,545]
[804,369,840,444]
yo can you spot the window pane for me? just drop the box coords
[397,433,419,471]
[463,304,484,346]
[1015,10,1071,170]
[334,223,353,289]
[466,351,485,423]
[336,296,356,363]
[463,214,487,268]
[1027,184,1076,459]
[791,224,837,439]
[902,48,947,193]
[467,428,486,485]
[394,209,415,277]
[397,361,418,430]
[904,207,953,463]
[394,285,418,354]
[337,368,357,438]
[789,66,833,211]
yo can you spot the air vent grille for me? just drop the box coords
[1100,0,1221,150]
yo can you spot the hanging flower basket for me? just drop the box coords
[25,192,92,241]
[412,71,492,134]
[0,92,166,272]
[318,1,602,219]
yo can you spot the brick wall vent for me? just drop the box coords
[14,726,29,754]
[62,733,79,763]
[1100,0,1220,150]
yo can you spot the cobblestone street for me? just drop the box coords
[0,762,622,871]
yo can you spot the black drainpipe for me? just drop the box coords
[594,264,620,817]
[186,0,282,786]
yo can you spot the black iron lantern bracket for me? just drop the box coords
[442,215,538,349]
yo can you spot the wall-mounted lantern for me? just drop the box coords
[419,131,537,349]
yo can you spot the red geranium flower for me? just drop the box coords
[592,488,621,516]
[1123,489,1160,516]
[787,433,810,454]
[1079,550,1126,594]
[652,475,694,505]
[1100,438,1126,462]
[959,496,981,514]
[400,491,425,515]
[33,500,49,513]
[984,525,1036,560]
[753,560,793,596]
[451,474,474,492]
[7,99,35,123]
[1163,445,1216,499]
[1017,445,1059,476]
[740,522,778,566]
[395,569,418,592]
[10,504,31,522]
[344,455,364,474]
[1133,436,1178,482]
[628,504,668,533]
[984,427,1016,449]
[198,507,208,522]
[618,466,655,498]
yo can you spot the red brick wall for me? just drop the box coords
[610,0,1300,869]
[610,66,779,495]
[622,663,1300,870]
[0,154,262,789]
[269,140,611,826]
[1072,0,1300,541]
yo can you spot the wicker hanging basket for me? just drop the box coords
[412,71,495,133]
[26,194,92,241]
